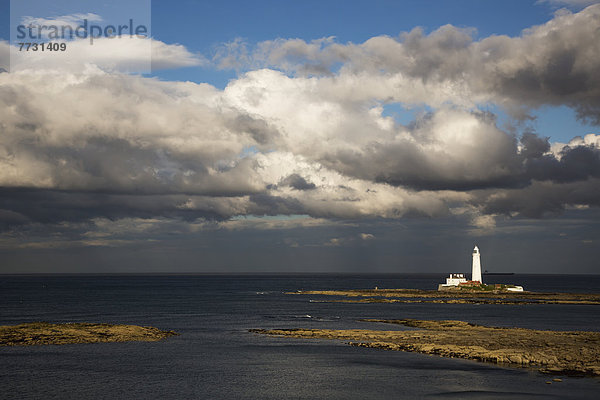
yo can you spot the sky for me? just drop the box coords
[0,0,599,274]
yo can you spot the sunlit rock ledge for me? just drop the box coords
[0,322,178,346]
[251,319,600,377]
[288,289,600,305]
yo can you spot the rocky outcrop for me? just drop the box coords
[329,297,600,305]
[251,319,600,376]
[0,322,178,346]
[288,289,600,305]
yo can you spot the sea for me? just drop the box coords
[1,274,600,399]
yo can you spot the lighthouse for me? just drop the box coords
[472,246,482,283]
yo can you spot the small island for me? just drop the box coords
[0,322,178,346]
[289,247,600,305]
[251,319,600,376]
[289,288,600,305]
[438,246,523,292]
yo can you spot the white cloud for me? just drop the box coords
[20,13,103,33]
[216,5,600,123]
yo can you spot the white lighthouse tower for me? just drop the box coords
[472,246,482,283]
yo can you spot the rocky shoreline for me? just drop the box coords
[289,289,600,305]
[251,319,600,376]
[0,322,178,346]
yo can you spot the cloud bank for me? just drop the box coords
[1,5,600,247]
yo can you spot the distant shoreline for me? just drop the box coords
[483,272,515,275]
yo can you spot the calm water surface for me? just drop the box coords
[1,274,600,399]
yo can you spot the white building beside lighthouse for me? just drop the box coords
[472,245,482,283]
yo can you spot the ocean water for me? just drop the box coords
[1,274,600,399]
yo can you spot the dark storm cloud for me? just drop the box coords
[32,135,264,196]
[525,145,600,183]
[0,208,30,230]
[0,188,230,225]
[473,178,600,218]
[245,194,301,216]
[226,114,280,145]
[474,19,600,124]
[279,174,316,190]
[520,132,551,160]
[315,110,600,192]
